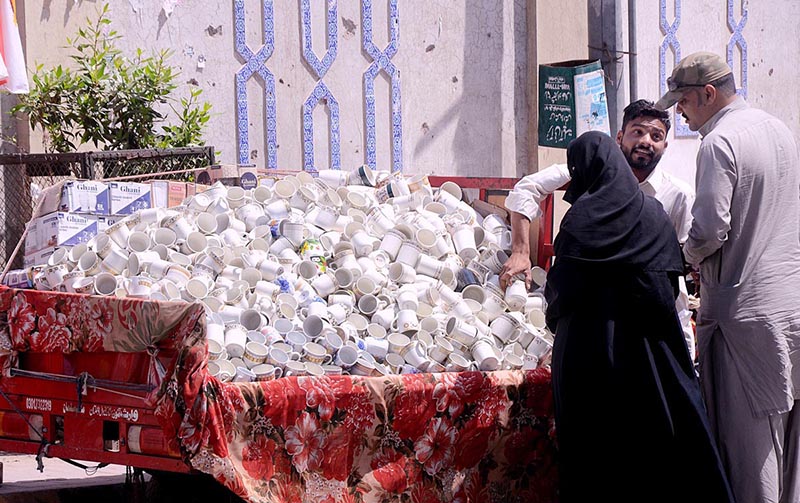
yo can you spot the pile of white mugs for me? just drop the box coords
[28,166,553,381]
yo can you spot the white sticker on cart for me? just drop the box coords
[88,405,140,423]
[25,398,52,412]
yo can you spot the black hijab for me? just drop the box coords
[553,131,683,272]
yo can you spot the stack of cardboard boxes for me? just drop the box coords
[24,165,263,267]
[24,180,194,267]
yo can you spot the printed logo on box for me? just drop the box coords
[60,181,110,214]
[24,246,57,268]
[37,212,98,249]
[94,215,123,233]
[240,172,258,190]
[109,182,152,215]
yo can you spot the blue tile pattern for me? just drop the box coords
[234,0,278,168]
[659,0,696,138]
[726,0,748,99]
[302,82,341,172]
[301,0,338,79]
[362,0,403,172]
[301,0,340,171]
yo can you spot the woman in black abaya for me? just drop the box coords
[545,132,733,502]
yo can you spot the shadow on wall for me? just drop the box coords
[39,0,107,28]
[413,0,504,177]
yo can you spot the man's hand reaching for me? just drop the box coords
[500,251,532,291]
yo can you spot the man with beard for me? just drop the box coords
[502,99,697,358]
[657,51,800,502]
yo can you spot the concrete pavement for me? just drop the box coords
[0,453,245,502]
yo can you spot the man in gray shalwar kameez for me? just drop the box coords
[659,52,800,503]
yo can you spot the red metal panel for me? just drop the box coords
[537,194,556,269]
[0,438,191,473]
[64,416,104,451]
[0,371,188,472]
[428,176,518,192]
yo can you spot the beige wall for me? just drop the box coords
[18,0,584,179]
[532,1,589,173]
[530,1,589,242]
[632,1,800,187]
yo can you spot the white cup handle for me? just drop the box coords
[324,354,332,364]
[274,367,283,378]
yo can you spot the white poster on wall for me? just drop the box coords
[574,70,611,137]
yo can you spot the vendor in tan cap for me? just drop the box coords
[659,51,800,502]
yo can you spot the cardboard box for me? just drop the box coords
[168,182,187,207]
[36,212,98,249]
[94,214,124,234]
[151,181,187,208]
[195,164,259,188]
[60,180,110,214]
[24,218,40,255]
[108,182,151,215]
[24,247,57,268]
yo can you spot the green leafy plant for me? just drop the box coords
[12,3,211,152]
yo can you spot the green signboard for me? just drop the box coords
[538,59,610,149]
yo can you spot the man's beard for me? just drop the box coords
[624,146,661,173]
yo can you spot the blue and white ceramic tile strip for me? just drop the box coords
[726,0,748,99]
[659,0,695,138]
[362,0,403,172]
[302,82,341,173]
[234,0,278,168]
[301,0,340,172]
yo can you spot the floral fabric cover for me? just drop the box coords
[0,287,558,502]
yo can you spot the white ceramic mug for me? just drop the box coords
[334,345,359,368]
[303,342,333,364]
[527,332,554,360]
[243,341,270,369]
[386,332,411,354]
[252,363,282,381]
[286,331,308,352]
[393,309,419,334]
[364,336,389,360]
[280,220,306,246]
[94,272,118,296]
[452,224,479,261]
[428,336,454,363]
[396,241,422,267]
[349,358,376,376]
[472,339,500,371]
[240,308,266,331]
[353,276,377,299]
[446,316,479,346]
[388,262,416,284]
[224,324,248,358]
[491,313,521,344]
[402,342,430,371]
[126,275,154,298]
[357,294,380,316]
[101,248,129,275]
[379,229,406,260]
[266,347,291,368]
